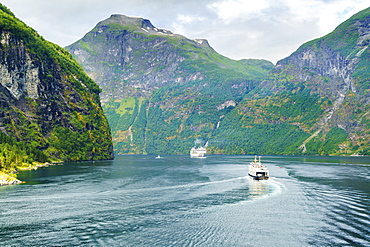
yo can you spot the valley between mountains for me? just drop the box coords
[0,5,369,183]
[67,8,370,156]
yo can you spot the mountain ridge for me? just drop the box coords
[67,8,370,156]
[67,14,274,154]
[100,14,174,35]
[211,7,370,155]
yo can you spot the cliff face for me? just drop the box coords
[0,5,113,162]
[212,7,370,155]
[67,14,273,154]
[0,32,69,134]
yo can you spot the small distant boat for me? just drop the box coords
[248,156,269,180]
[190,146,206,158]
[155,155,162,159]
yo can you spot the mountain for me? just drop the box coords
[68,8,370,156]
[0,4,113,176]
[67,14,274,154]
[211,7,370,155]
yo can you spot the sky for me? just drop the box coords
[1,0,369,64]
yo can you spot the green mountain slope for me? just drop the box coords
[211,7,370,155]
[67,14,274,154]
[0,4,113,176]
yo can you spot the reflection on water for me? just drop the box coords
[248,179,269,198]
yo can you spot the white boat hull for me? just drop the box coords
[248,156,269,180]
[190,147,206,158]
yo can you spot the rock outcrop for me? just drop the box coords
[0,172,22,186]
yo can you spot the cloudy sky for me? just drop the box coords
[1,0,369,64]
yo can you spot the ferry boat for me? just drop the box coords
[248,156,269,180]
[190,146,206,158]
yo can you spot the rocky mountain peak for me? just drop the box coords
[102,14,154,28]
[194,39,212,49]
[98,14,173,35]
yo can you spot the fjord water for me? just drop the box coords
[0,156,369,246]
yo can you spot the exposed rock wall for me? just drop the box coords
[0,32,41,100]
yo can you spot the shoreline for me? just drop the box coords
[0,172,23,186]
[0,161,62,186]
[18,161,60,171]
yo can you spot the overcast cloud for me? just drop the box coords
[1,0,369,64]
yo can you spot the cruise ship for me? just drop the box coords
[190,146,206,158]
[248,156,269,180]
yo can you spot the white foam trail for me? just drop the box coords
[121,176,249,193]
[262,178,286,197]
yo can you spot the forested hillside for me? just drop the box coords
[68,8,369,156]
[0,4,113,178]
[67,14,273,154]
[211,7,370,155]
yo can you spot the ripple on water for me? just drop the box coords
[303,183,370,246]
[1,156,369,246]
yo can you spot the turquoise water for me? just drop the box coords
[0,155,369,246]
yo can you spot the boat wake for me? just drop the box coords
[263,178,286,196]
[244,177,285,203]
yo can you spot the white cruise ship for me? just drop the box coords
[190,146,206,158]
